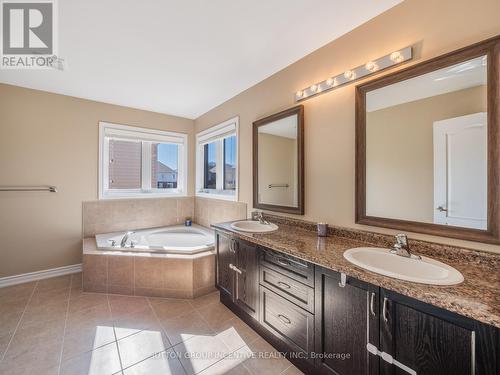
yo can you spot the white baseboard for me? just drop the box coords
[0,264,82,288]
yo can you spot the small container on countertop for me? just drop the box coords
[317,222,328,237]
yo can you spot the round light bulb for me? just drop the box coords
[390,51,403,63]
[365,61,377,72]
[326,77,334,86]
[296,90,303,98]
[344,70,355,80]
[310,84,318,93]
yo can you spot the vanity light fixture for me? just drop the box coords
[344,70,355,80]
[365,61,378,72]
[295,46,412,102]
[390,51,404,63]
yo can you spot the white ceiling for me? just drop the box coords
[0,0,402,119]
[367,56,487,112]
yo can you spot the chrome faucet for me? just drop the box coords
[252,211,270,225]
[120,231,135,247]
[390,233,421,259]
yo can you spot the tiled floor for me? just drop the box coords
[0,273,302,375]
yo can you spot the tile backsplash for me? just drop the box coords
[82,197,194,237]
[82,196,247,237]
[194,197,247,227]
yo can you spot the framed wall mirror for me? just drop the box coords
[356,37,500,243]
[253,105,304,214]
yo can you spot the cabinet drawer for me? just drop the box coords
[260,286,314,356]
[260,249,314,287]
[260,266,314,313]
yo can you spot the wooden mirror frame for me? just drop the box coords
[253,105,305,215]
[356,36,500,244]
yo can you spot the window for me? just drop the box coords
[99,122,187,199]
[196,117,238,200]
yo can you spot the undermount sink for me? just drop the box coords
[343,247,464,285]
[230,220,278,233]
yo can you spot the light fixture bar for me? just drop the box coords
[295,46,412,102]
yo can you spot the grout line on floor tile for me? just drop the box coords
[280,364,293,374]
[119,348,172,373]
[107,293,126,373]
[0,280,38,363]
[145,297,176,350]
[56,275,73,375]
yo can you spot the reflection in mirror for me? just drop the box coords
[258,115,298,207]
[253,105,304,214]
[365,55,487,229]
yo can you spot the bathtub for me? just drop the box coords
[95,224,214,255]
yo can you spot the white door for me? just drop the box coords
[433,112,487,229]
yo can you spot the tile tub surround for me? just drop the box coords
[0,274,301,375]
[194,197,247,228]
[82,197,195,237]
[212,217,500,328]
[83,239,216,298]
[82,196,247,236]
[81,197,247,299]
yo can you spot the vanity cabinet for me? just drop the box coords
[315,266,379,375]
[215,232,498,375]
[234,239,260,318]
[379,290,498,375]
[215,232,259,319]
[259,249,316,361]
[216,232,234,297]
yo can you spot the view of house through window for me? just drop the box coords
[224,136,236,190]
[100,122,187,198]
[152,143,179,189]
[196,117,238,200]
[108,139,142,189]
[203,142,217,189]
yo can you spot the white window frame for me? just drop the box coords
[99,122,188,199]
[196,117,239,201]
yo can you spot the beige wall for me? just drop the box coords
[258,133,297,207]
[0,84,195,277]
[195,0,500,254]
[366,85,486,222]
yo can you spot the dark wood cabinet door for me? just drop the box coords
[260,286,315,356]
[216,232,234,297]
[235,240,259,318]
[379,290,497,375]
[315,267,379,375]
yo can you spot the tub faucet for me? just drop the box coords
[390,233,421,259]
[120,231,135,247]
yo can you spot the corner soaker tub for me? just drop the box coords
[95,224,214,255]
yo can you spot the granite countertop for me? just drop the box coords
[212,220,500,329]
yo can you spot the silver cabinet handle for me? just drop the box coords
[370,292,376,316]
[277,314,291,324]
[277,281,291,289]
[367,344,416,375]
[338,272,347,288]
[382,297,389,323]
[229,264,242,274]
[230,239,239,253]
[276,258,290,267]
[436,205,448,212]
